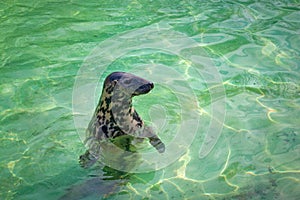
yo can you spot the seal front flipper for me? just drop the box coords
[79,150,98,168]
[142,126,165,153]
[149,137,165,153]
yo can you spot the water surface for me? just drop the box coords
[1,0,299,199]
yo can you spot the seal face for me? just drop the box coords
[80,72,165,168]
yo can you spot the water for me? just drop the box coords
[1,0,299,199]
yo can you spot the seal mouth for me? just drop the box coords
[133,82,154,96]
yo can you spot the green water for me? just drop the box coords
[1,0,300,199]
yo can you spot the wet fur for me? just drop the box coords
[79,72,165,168]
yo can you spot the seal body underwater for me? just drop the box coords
[79,71,165,169]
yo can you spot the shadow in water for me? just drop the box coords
[59,166,130,200]
[60,137,155,200]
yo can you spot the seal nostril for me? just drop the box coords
[149,82,154,89]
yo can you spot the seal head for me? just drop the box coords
[104,72,154,97]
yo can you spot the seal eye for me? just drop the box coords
[124,79,132,85]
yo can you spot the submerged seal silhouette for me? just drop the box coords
[80,72,165,168]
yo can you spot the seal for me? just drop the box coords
[79,72,165,168]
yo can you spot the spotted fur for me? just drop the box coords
[80,72,165,168]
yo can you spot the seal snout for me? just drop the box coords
[133,81,154,96]
[149,82,154,89]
